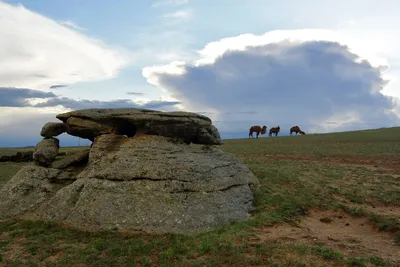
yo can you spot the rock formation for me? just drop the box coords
[55,108,222,145]
[0,108,259,234]
[0,151,33,163]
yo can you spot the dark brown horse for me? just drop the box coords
[249,125,267,138]
[290,125,306,135]
[268,126,280,137]
[290,125,303,135]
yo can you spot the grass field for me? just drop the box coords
[0,128,399,266]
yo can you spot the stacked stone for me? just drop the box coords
[33,122,68,167]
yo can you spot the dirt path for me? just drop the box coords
[251,210,400,265]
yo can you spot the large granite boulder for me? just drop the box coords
[0,135,258,234]
[0,108,259,234]
[55,108,222,145]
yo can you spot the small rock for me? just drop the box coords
[40,122,68,138]
[319,217,332,224]
[33,138,60,167]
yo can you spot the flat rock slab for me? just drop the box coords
[56,108,222,145]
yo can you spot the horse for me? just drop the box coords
[269,126,280,137]
[290,125,306,135]
[249,125,267,138]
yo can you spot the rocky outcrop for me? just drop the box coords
[56,108,222,145]
[0,151,33,162]
[0,108,259,235]
[33,138,60,167]
[40,122,68,138]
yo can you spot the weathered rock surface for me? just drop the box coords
[0,165,75,219]
[33,138,60,167]
[51,149,90,169]
[40,122,68,138]
[0,108,259,234]
[0,135,258,234]
[56,108,222,145]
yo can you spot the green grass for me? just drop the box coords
[0,127,399,266]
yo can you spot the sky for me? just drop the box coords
[1,0,400,147]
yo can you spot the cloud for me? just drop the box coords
[49,84,68,89]
[152,0,188,8]
[161,9,193,23]
[0,87,56,107]
[128,29,196,66]
[0,107,87,147]
[33,97,181,110]
[59,20,86,31]
[0,95,181,147]
[143,30,400,134]
[126,92,145,96]
[0,2,130,90]
[0,87,180,111]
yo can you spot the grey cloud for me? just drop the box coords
[49,84,68,89]
[0,87,56,107]
[0,112,86,148]
[147,40,400,133]
[0,87,180,110]
[33,97,181,110]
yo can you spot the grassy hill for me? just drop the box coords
[0,127,399,266]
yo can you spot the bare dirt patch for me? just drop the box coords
[251,210,400,265]
[333,194,400,218]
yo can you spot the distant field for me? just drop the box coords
[0,127,399,266]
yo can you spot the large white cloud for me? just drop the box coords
[143,30,400,134]
[0,2,130,90]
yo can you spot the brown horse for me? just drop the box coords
[290,125,301,135]
[269,126,280,137]
[249,125,267,138]
[290,125,306,135]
